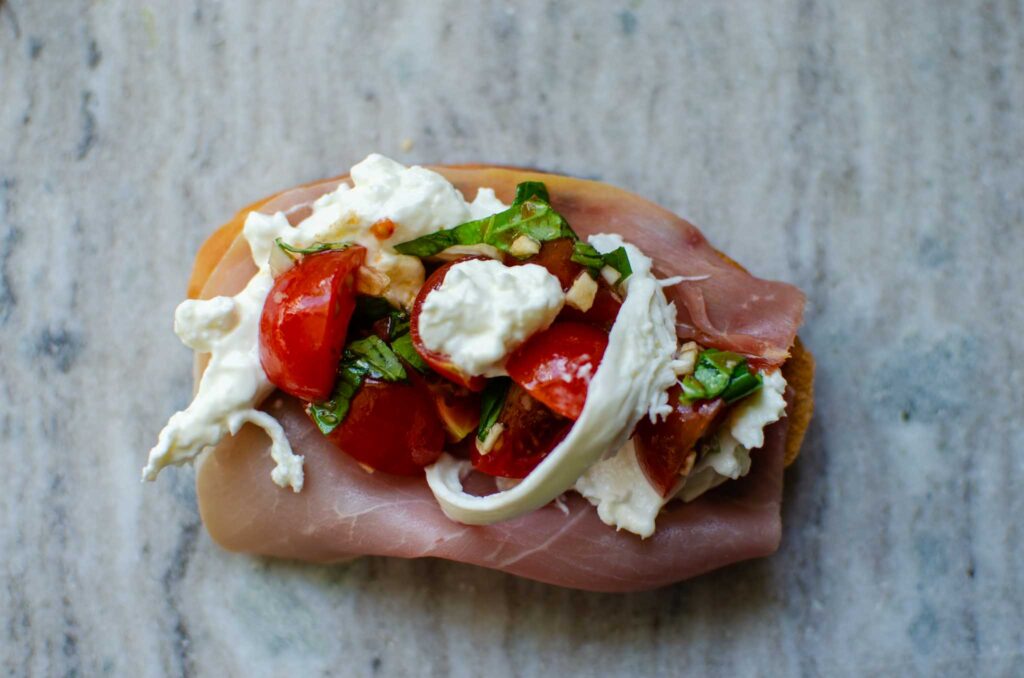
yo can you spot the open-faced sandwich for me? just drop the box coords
[144,154,814,592]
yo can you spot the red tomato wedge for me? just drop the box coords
[511,238,623,330]
[410,257,488,392]
[259,246,366,402]
[325,378,445,476]
[506,322,608,420]
[471,383,571,478]
[413,370,482,442]
[633,391,725,496]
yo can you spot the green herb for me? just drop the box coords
[601,246,632,284]
[354,295,395,320]
[693,349,740,398]
[308,363,367,435]
[680,375,707,402]
[570,242,632,285]
[308,335,410,435]
[275,237,353,256]
[391,332,428,373]
[720,362,763,403]
[393,181,577,258]
[570,242,605,270]
[477,377,511,442]
[354,296,409,340]
[346,336,406,381]
[679,348,762,405]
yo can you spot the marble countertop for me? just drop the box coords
[2,1,1021,676]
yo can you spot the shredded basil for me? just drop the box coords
[354,296,409,340]
[308,336,410,435]
[570,242,605,270]
[275,238,353,256]
[354,295,395,320]
[570,242,632,284]
[346,336,406,382]
[391,332,428,373]
[476,377,511,442]
[394,181,577,258]
[308,364,367,435]
[601,246,632,284]
[679,348,763,405]
[721,361,763,403]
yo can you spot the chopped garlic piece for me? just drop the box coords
[565,272,598,312]
[476,423,504,455]
[434,243,502,262]
[509,235,541,258]
[672,341,699,377]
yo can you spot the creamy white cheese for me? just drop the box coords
[425,234,681,525]
[418,259,565,377]
[575,367,789,536]
[573,441,665,537]
[144,154,506,490]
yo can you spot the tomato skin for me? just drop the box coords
[471,383,571,478]
[410,257,488,392]
[506,322,608,420]
[259,247,366,402]
[325,378,445,476]
[633,390,725,496]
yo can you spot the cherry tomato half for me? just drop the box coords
[633,390,725,496]
[259,246,366,401]
[325,378,446,476]
[410,257,488,391]
[471,383,571,478]
[505,321,608,420]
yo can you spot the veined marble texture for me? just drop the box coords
[1,1,1021,676]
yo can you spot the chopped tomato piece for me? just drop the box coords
[410,257,488,391]
[414,371,482,442]
[471,383,571,478]
[511,238,582,289]
[259,246,366,401]
[325,378,445,476]
[633,390,725,496]
[505,321,608,420]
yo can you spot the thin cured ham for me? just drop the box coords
[187,166,810,592]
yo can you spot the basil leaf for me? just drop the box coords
[391,332,428,373]
[354,295,395,320]
[513,181,551,204]
[394,182,577,258]
[680,375,707,404]
[693,356,732,398]
[570,243,632,284]
[392,229,465,258]
[681,348,763,405]
[346,336,406,382]
[721,362,763,403]
[477,377,511,442]
[570,242,605,270]
[601,246,632,284]
[275,238,352,256]
[308,363,367,435]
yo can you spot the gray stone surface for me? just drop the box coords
[1,1,1022,676]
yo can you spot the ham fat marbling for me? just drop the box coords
[192,168,805,592]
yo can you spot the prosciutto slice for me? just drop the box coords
[192,167,804,592]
